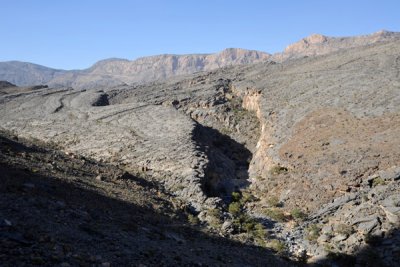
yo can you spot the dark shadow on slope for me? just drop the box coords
[91,92,110,106]
[192,122,252,202]
[0,133,295,266]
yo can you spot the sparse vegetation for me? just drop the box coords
[372,177,386,187]
[219,127,232,136]
[187,214,200,225]
[228,191,256,216]
[227,192,267,243]
[268,239,287,255]
[232,214,254,233]
[306,224,321,242]
[243,220,256,233]
[335,224,354,236]
[290,208,307,221]
[207,208,222,229]
[231,191,241,202]
[269,165,288,175]
[240,191,257,204]
[324,243,336,254]
[253,223,267,239]
[262,208,287,222]
[266,196,281,207]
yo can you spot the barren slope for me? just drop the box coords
[0,131,292,266]
[1,35,400,265]
[0,61,67,86]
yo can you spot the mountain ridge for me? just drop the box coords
[0,48,270,87]
[271,29,400,61]
[1,30,399,88]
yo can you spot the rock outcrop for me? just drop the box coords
[0,87,215,211]
[0,81,16,89]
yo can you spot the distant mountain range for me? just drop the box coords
[1,30,399,88]
[0,49,270,89]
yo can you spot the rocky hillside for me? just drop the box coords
[0,130,292,266]
[1,31,400,266]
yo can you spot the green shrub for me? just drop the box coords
[263,208,287,222]
[243,221,256,233]
[238,221,268,248]
[240,191,256,204]
[290,208,307,221]
[372,177,386,187]
[207,209,222,228]
[228,202,242,217]
[187,214,200,225]
[255,238,267,248]
[232,214,258,234]
[208,208,220,217]
[231,192,241,202]
[268,239,287,255]
[253,223,267,239]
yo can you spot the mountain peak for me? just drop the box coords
[304,33,328,44]
[372,29,397,38]
[274,30,400,62]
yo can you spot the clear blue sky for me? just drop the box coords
[1,0,399,69]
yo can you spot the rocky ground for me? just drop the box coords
[1,33,400,266]
[0,130,293,266]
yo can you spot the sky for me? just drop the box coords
[1,0,399,70]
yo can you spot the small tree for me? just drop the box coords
[228,202,242,217]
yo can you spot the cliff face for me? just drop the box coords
[234,39,400,210]
[231,40,400,263]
